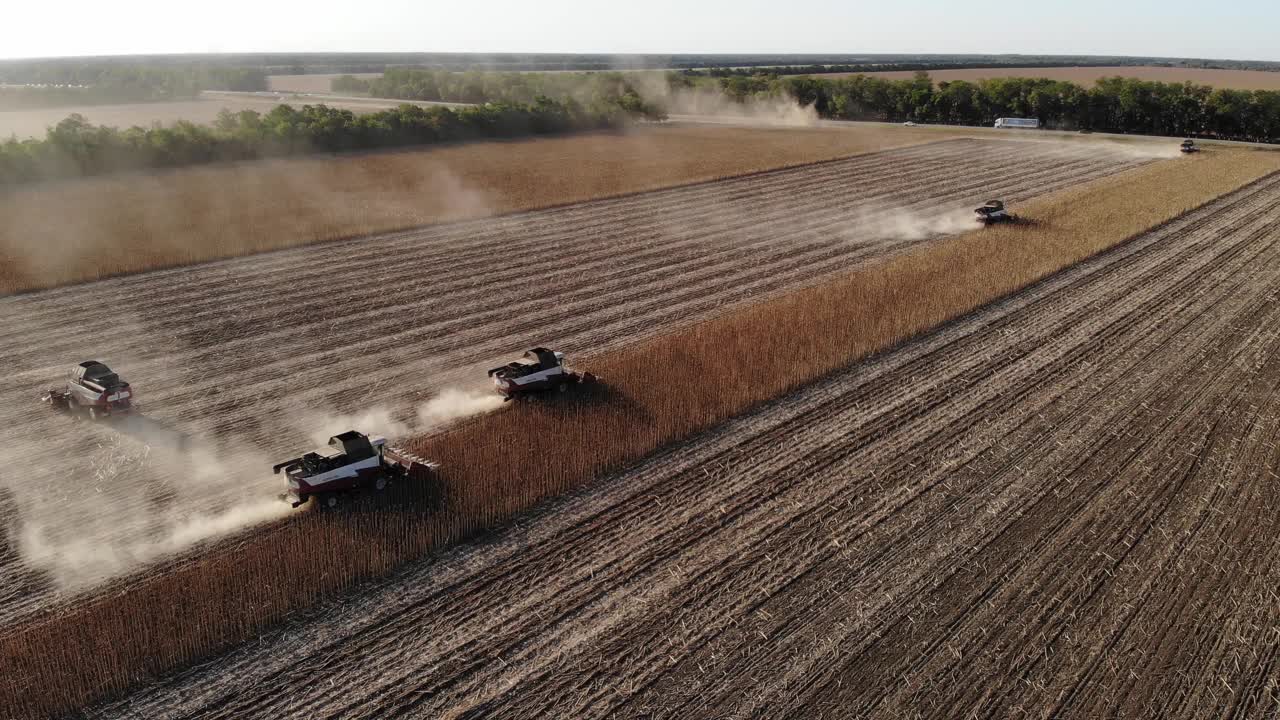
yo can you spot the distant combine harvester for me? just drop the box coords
[994,117,1040,129]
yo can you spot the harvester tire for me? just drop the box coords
[323,495,340,510]
[375,476,389,492]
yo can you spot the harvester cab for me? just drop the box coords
[274,430,431,509]
[487,347,594,400]
[42,360,134,420]
[975,200,1014,225]
[1180,139,1200,153]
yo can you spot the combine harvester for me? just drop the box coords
[975,200,1017,226]
[1181,139,1201,154]
[42,360,134,420]
[488,347,595,401]
[274,430,432,509]
[277,346,593,508]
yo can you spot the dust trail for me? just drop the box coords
[633,74,818,128]
[847,204,979,242]
[164,498,288,548]
[416,388,504,430]
[303,405,410,447]
[8,430,285,591]
[1093,140,1185,160]
[300,387,503,449]
[1003,136,1185,162]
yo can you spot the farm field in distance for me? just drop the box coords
[828,64,1280,90]
[0,92,462,140]
[87,169,1280,718]
[0,124,982,294]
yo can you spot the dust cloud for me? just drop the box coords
[302,387,503,449]
[632,74,819,128]
[1092,140,1185,160]
[303,405,411,447]
[416,388,504,429]
[846,204,980,242]
[1003,136,1186,162]
[4,430,287,592]
[6,381,504,595]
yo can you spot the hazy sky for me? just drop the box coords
[4,0,1277,62]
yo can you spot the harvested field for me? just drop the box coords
[4,141,1274,719]
[0,137,1142,624]
[88,162,1280,719]
[824,64,1280,90]
[0,124,979,294]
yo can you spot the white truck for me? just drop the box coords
[994,117,1040,129]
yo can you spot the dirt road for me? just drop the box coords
[89,169,1280,719]
[0,139,1145,625]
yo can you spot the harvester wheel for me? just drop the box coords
[87,407,99,421]
[375,476,389,492]
[323,495,340,510]
[558,382,568,393]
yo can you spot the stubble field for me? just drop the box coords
[84,159,1280,719]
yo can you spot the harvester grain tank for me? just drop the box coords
[994,117,1040,129]
[488,347,594,400]
[42,361,134,419]
[274,430,429,509]
[974,200,1015,225]
[1180,139,1201,153]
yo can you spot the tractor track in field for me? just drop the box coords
[87,170,1280,719]
[0,138,1146,626]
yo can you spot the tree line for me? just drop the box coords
[356,68,1280,142]
[685,61,1130,79]
[0,96,651,186]
[350,69,666,119]
[0,65,267,109]
[701,72,1280,142]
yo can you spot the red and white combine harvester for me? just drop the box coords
[42,360,134,420]
[488,347,594,401]
[974,199,1016,226]
[274,430,430,509]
